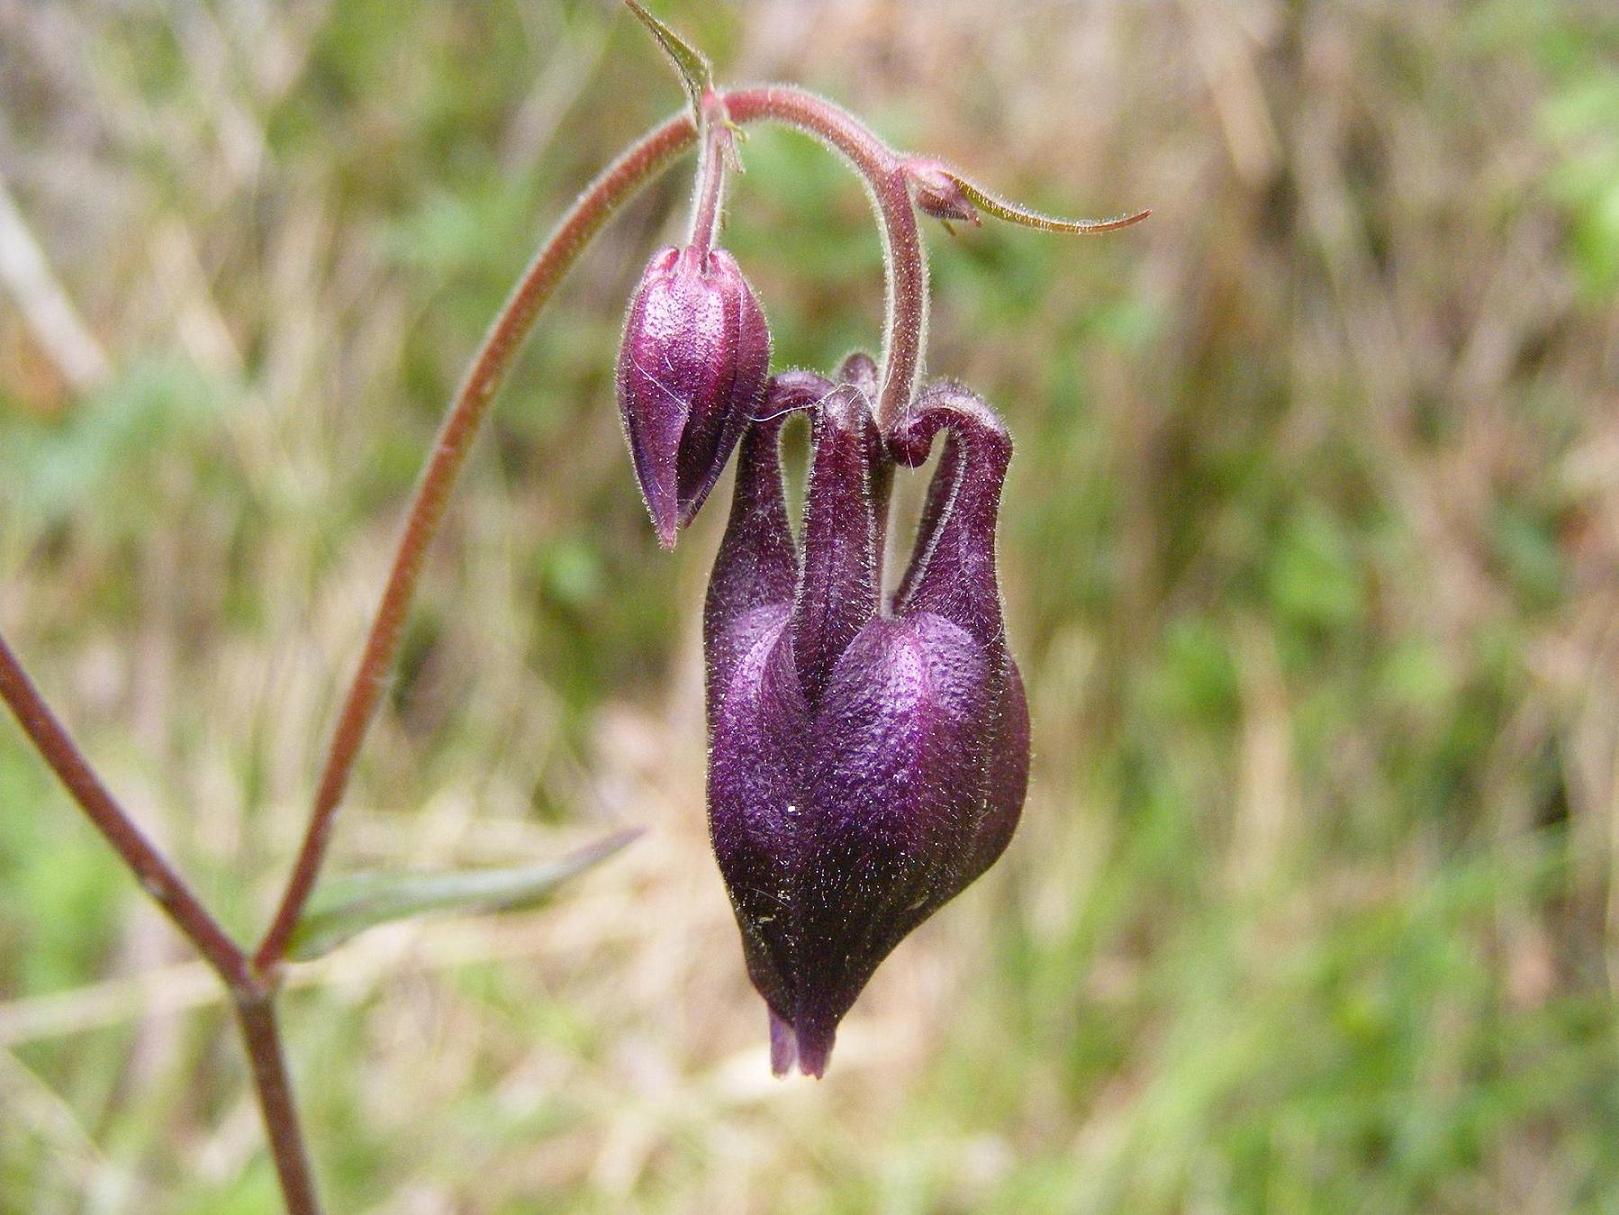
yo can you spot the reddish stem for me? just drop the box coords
[253,112,701,972]
[2,84,941,1215]
[686,94,730,257]
[722,86,928,433]
[257,87,933,975]
[0,628,321,1210]
[0,631,256,994]
[236,996,321,1215]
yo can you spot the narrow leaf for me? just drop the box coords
[287,829,642,961]
[624,1,713,122]
[948,171,1151,235]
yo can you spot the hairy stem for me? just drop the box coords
[722,86,928,433]
[253,112,700,971]
[3,79,942,1215]
[260,85,932,973]
[686,95,730,256]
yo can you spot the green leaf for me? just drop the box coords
[946,169,1151,236]
[623,1,713,121]
[286,829,641,961]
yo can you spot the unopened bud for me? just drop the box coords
[616,245,771,548]
[902,157,981,227]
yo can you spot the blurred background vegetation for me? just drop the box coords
[3,1,1619,1210]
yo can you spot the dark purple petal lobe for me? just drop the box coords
[787,613,995,1074]
[703,410,796,722]
[790,386,879,703]
[707,622,807,1030]
[966,658,1030,884]
[890,382,1013,650]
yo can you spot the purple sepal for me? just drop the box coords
[704,369,1029,1076]
[616,245,771,548]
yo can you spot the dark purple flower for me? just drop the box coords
[616,245,771,548]
[703,362,1030,1077]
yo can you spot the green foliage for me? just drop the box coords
[1,353,237,527]
[0,751,127,995]
[2,1,1618,1211]
[288,831,639,960]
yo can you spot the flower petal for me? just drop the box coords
[790,385,880,704]
[789,613,995,1074]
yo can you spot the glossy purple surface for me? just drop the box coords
[704,368,1030,1077]
[616,245,771,548]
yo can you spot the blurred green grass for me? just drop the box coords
[4,1,1619,1211]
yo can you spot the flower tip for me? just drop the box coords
[765,1009,835,1077]
[641,487,680,550]
[795,1034,832,1079]
[768,1011,797,1077]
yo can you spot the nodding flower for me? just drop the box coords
[615,245,771,548]
[703,358,1030,1077]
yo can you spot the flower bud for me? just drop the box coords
[704,372,1028,1077]
[901,157,981,228]
[616,245,771,548]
